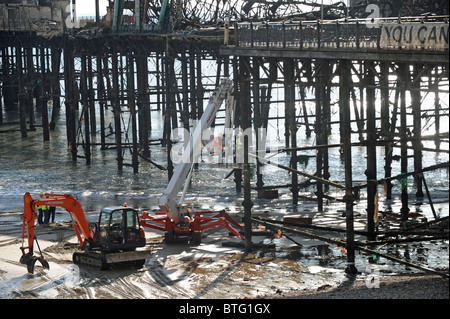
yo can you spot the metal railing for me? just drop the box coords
[232,16,449,51]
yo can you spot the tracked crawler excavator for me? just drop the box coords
[20,192,152,273]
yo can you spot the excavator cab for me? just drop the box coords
[96,207,146,252]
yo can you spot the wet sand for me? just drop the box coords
[1,209,448,300]
[279,274,449,299]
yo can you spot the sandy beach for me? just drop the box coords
[1,208,448,300]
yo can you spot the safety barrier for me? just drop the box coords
[232,16,449,51]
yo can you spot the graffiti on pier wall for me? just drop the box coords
[380,23,449,50]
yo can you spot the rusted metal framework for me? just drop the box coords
[128,0,450,28]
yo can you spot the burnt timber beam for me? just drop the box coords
[219,47,449,64]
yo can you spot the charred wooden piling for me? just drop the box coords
[221,18,449,272]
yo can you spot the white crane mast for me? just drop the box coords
[158,78,233,220]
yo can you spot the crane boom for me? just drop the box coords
[158,78,233,220]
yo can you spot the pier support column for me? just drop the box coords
[284,58,298,205]
[2,48,17,113]
[239,56,253,252]
[181,52,190,131]
[300,82,311,137]
[399,63,410,221]
[196,54,204,117]
[380,62,393,199]
[365,61,376,240]
[340,59,357,274]
[136,49,150,157]
[189,50,197,118]
[314,60,324,211]
[87,55,96,137]
[433,66,441,148]
[25,47,35,131]
[253,58,264,199]
[96,55,106,150]
[412,64,424,197]
[163,41,176,180]
[17,47,28,138]
[50,48,62,130]
[80,54,91,164]
[64,41,77,160]
[322,60,330,193]
[128,51,139,173]
[39,48,50,141]
[112,49,123,171]
[233,56,242,193]
[0,49,3,125]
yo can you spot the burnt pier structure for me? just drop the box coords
[1,0,449,275]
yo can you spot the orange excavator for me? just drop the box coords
[20,192,151,273]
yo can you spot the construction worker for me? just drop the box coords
[43,197,51,224]
[37,193,45,224]
[211,135,223,155]
[46,196,56,223]
[50,204,56,223]
[175,207,191,226]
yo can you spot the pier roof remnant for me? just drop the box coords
[1,1,448,39]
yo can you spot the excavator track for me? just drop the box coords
[72,249,152,270]
[73,251,108,270]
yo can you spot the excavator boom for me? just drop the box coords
[20,192,94,273]
[22,192,92,253]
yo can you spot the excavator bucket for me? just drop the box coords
[20,253,50,274]
[27,256,49,274]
